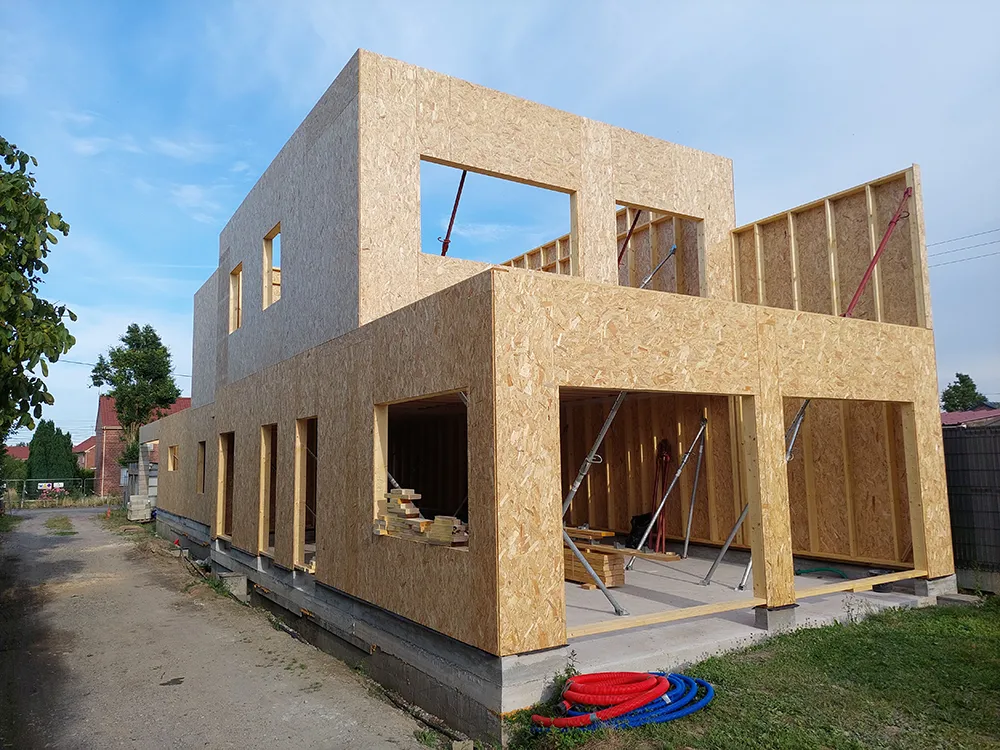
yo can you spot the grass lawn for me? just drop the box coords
[44,515,77,536]
[508,596,1000,750]
[0,515,23,533]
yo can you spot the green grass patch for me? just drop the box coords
[43,515,76,535]
[508,596,1000,750]
[0,515,23,533]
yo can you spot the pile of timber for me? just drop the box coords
[563,546,625,587]
[374,489,469,548]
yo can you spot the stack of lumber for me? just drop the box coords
[563,546,625,587]
[374,489,469,548]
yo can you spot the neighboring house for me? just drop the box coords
[3,445,29,462]
[73,435,97,470]
[94,395,191,496]
[941,407,1000,429]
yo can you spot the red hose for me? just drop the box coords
[532,672,671,728]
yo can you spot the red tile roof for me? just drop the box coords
[73,435,97,454]
[3,445,29,461]
[96,394,192,431]
[941,407,1000,426]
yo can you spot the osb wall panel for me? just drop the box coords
[872,178,920,327]
[418,253,492,298]
[356,50,736,339]
[844,401,896,561]
[793,206,832,315]
[141,406,218,530]
[154,274,502,655]
[759,219,795,310]
[731,169,926,328]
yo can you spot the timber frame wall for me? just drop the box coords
[141,50,953,659]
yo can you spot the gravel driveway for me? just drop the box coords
[0,507,429,749]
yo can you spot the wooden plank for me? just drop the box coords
[904,167,931,328]
[826,198,840,314]
[567,596,766,639]
[788,212,801,311]
[565,528,616,540]
[796,568,927,598]
[569,542,681,563]
[864,184,884,322]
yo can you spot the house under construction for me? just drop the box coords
[141,50,955,742]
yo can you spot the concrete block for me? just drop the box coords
[754,604,797,633]
[913,574,958,598]
[218,572,249,604]
[936,593,982,608]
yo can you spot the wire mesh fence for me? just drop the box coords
[944,425,1000,573]
[0,477,113,510]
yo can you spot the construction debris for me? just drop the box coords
[375,489,469,548]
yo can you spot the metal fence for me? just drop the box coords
[944,425,1000,572]
[0,477,105,509]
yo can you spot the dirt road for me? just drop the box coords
[0,508,430,749]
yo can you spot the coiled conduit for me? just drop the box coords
[531,671,714,731]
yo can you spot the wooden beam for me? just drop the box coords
[566,596,766,639]
[674,217,687,296]
[884,404,902,562]
[788,212,801,311]
[825,199,840,314]
[905,167,930,328]
[753,223,765,305]
[568,542,680,564]
[796,568,927,598]
[900,402,929,572]
[802,409,819,553]
[865,184,884,322]
[838,403,858,557]
[565,528,616,540]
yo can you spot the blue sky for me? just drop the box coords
[2,0,998,443]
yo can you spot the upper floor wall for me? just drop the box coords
[196,50,737,404]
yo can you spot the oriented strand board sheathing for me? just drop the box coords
[831,191,877,321]
[871,178,920,327]
[759,219,795,310]
[681,218,702,298]
[844,401,897,562]
[734,229,758,304]
[792,206,833,315]
[888,403,913,562]
[808,400,853,556]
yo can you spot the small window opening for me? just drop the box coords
[263,223,281,309]
[229,263,243,332]
[196,441,206,493]
[420,160,570,270]
[259,424,277,555]
[218,432,235,538]
[167,444,179,471]
[375,392,469,549]
[295,417,317,570]
[614,204,703,296]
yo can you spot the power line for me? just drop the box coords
[929,250,1000,269]
[927,227,1000,247]
[58,358,191,378]
[927,238,1000,258]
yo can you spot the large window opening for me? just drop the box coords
[614,205,704,296]
[262,223,281,309]
[218,432,235,538]
[294,417,317,570]
[259,424,277,555]
[374,392,469,549]
[419,159,570,267]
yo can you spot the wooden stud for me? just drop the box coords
[788,212,801,311]
[802,410,819,553]
[753,223,765,305]
[838,403,858,557]
[900,403,929,572]
[796,568,927,598]
[865,184,884,322]
[883,404,902,562]
[674,217,687,296]
[904,167,930,328]
[825,199,840,314]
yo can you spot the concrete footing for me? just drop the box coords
[218,572,249,604]
[754,604,797,632]
[913,574,958,598]
[936,592,982,607]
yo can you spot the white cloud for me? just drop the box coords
[151,137,218,162]
[230,160,251,173]
[71,136,113,156]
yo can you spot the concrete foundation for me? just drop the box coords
[913,573,959,598]
[754,604,798,632]
[956,566,1000,594]
[936,592,983,607]
[153,512,933,745]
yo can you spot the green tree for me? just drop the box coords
[0,137,76,437]
[0,446,27,481]
[941,373,987,413]
[26,419,77,483]
[91,324,181,465]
